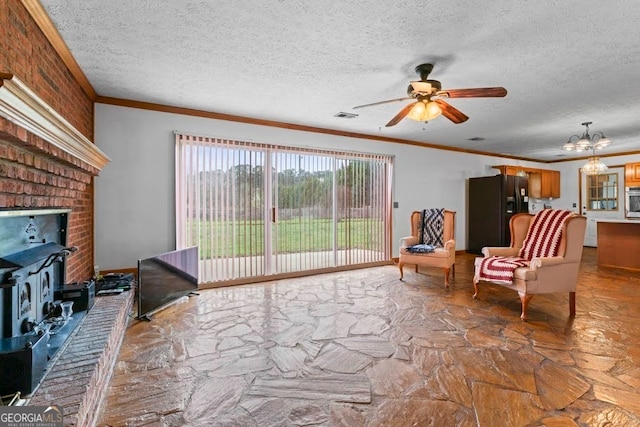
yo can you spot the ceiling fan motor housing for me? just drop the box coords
[407,79,442,96]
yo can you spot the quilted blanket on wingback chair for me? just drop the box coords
[477,209,573,284]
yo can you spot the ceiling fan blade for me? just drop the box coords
[437,87,507,98]
[434,99,469,124]
[385,102,416,127]
[353,97,412,109]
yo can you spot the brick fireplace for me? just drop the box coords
[1,0,101,283]
[0,70,129,425]
[0,125,95,277]
[0,2,126,424]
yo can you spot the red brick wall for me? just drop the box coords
[1,0,97,283]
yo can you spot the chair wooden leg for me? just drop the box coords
[569,292,576,317]
[519,293,534,321]
[414,265,418,273]
[444,268,450,288]
[472,277,479,299]
[399,262,405,280]
[452,263,455,278]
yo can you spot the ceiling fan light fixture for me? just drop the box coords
[407,100,442,122]
[407,102,425,121]
[356,63,506,127]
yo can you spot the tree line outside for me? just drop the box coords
[188,158,385,257]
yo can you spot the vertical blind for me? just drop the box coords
[175,133,393,284]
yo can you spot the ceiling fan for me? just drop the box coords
[353,63,507,127]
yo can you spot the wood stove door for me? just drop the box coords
[9,267,39,336]
[36,263,57,323]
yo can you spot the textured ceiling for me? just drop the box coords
[40,0,640,161]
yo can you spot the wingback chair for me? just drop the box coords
[472,211,586,320]
[399,210,456,287]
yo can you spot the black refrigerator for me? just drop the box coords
[467,174,529,254]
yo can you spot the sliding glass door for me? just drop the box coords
[176,133,393,285]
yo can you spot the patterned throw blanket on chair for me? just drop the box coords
[405,208,444,254]
[477,209,573,284]
[420,208,444,246]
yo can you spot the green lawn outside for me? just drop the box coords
[188,218,384,258]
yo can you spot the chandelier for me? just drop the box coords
[561,121,612,175]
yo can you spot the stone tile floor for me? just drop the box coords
[98,249,640,426]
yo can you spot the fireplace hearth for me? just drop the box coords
[0,207,133,425]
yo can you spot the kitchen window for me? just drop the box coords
[586,172,618,211]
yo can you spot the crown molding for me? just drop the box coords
[21,0,97,100]
[0,73,110,171]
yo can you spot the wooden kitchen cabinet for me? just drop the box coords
[625,162,640,187]
[503,166,521,176]
[493,165,560,198]
[529,170,561,199]
[492,165,521,176]
[540,170,560,198]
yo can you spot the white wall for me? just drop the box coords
[93,103,640,270]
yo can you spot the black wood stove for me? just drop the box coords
[0,209,79,397]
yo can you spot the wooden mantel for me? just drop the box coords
[0,72,110,172]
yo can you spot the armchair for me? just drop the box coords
[399,210,456,287]
[472,210,586,320]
